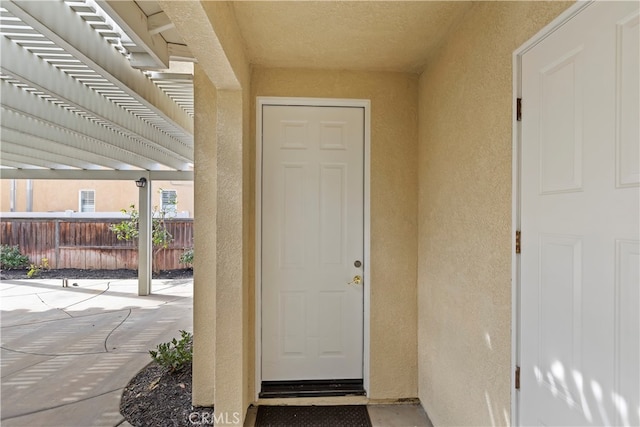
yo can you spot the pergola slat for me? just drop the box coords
[1,36,192,167]
[1,127,128,170]
[0,80,187,170]
[4,0,193,136]
[1,107,165,171]
[1,140,99,170]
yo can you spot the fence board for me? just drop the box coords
[1,218,193,271]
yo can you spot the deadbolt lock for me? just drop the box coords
[354,260,362,268]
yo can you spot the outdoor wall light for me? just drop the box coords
[135,177,147,188]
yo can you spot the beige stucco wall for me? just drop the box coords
[0,179,194,215]
[251,67,419,400]
[417,2,573,425]
[200,1,250,90]
[213,89,248,421]
[191,76,253,424]
[192,65,217,406]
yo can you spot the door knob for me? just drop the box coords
[348,275,362,285]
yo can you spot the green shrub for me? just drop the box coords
[0,245,30,270]
[179,248,193,268]
[149,330,193,372]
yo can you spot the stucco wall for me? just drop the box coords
[417,2,573,425]
[251,67,419,400]
[0,179,194,215]
[200,1,250,90]
[192,64,217,406]
[191,73,253,423]
[213,89,247,421]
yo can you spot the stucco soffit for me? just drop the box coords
[158,1,241,90]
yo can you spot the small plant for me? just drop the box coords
[149,330,193,372]
[109,204,140,241]
[0,245,30,270]
[179,248,194,268]
[109,192,176,273]
[27,257,49,278]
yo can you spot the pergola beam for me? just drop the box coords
[0,169,194,181]
[147,11,174,36]
[0,36,192,167]
[167,43,195,62]
[0,159,39,169]
[3,0,193,135]
[95,0,169,69]
[149,72,193,81]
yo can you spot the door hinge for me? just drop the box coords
[516,98,522,121]
[515,365,521,390]
[515,230,521,254]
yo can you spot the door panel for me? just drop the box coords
[261,105,364,381]
[520,2,639,425]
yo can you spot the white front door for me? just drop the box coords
[520,2,639,425]
[261,104,365,381]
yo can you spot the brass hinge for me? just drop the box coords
[517,98,522,121]
[515,366,521,390]
[515,230,521,254]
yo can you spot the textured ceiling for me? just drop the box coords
[231,1,473,73]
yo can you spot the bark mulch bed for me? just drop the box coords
[120,361,213,427]
[0,268,193,281]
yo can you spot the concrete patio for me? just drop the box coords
[1,276,434,427]
[0,277,193,426]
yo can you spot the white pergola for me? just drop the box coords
[0,0,195,295]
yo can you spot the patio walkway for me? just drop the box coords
[0,277,193,427]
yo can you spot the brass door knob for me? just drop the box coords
[348,275,362,285]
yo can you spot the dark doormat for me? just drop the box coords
[255,405,372,427]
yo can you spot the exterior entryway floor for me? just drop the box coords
[0,277,193,426]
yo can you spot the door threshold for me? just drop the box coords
[260,379,366,399]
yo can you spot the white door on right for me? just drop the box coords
[520,1,639,426]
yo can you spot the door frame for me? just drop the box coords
[511,1,594,425]
[255,96,371,399]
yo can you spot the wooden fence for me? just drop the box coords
[1,218,193,271]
